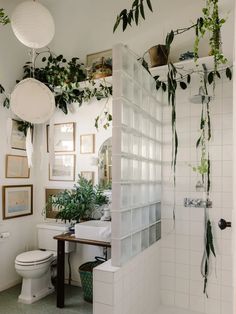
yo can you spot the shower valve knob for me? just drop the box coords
[218,219,231,230]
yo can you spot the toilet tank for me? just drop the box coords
[37,223,75,253]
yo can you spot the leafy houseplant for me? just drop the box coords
[2,50,112,131]
[46,176,108,223]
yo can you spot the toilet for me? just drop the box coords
[15,223,74,304]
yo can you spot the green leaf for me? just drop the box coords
[216,71,221,79]
[162,82,167,92]
[122,15,128,31]
[187,74,191,84]
[135,6,139,25]
[196,137,201,148]
[179,81,187,90]
[226,67,232,80]
[3,97,10,108]
[165,30,174,48]
[140,2,145,19]
[146,0,153,12]
[208,72,214,85]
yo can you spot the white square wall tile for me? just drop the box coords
[94,302,113,314]
[190,295,205,313]
[175,278,189,294]
[176,249,189,265]
[176,263,190,280]
[94,281,113,305]
[190,280,204,296]
[161,276,175,291]
[161,290,175,306]
[175,292,189,309]
[161,262,175,277]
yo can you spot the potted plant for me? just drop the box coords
[46,176,108,224]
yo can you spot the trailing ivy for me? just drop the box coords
[2,51,112,130]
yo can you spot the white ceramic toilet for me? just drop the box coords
[15,223,74,304]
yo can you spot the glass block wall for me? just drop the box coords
[112,44,162,266]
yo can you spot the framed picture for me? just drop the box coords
[81,171,95,184]
[45,188,65,219]
[47,122,75,152]
[2,185,33,220]
[6,155,30,178]
[49,154,75,181]
[86,49,112,79]
[80,134,95,154]
[11,119,27,150]
[86,49,112,68]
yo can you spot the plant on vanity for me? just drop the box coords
[46,176,108,223]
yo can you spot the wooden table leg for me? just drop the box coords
[57,239,65,308]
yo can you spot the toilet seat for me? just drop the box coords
[15,250,53,266]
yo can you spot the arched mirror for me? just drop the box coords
[98,137,112,188]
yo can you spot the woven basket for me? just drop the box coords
[79,257,106,303]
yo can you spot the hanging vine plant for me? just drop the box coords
[114,0,232,297]
[2,50,112,131]
[190,69,215,296]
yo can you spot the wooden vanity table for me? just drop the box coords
[53,232,111,308]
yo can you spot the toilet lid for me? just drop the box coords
[15,250,53,264]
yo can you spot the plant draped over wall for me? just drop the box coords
[115,0,232,297]
[2,50,112,130]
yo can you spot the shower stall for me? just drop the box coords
[93,44,234,314]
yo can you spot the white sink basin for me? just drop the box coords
[74,220,111,242]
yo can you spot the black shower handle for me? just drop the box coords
[218,219,231,230]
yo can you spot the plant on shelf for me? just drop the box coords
[46,176,108,223]
[2,50,112,131]
[116,0,232,183]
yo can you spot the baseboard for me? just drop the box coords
[64,278,81,287]
[0,279,21,292]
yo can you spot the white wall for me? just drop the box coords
[0,0,42,291]
[35,99,112,284]
[41,0,233,64]
[161,72,233,313]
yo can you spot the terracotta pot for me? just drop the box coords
[148,45,169,67]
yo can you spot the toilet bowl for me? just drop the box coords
[15,250,55,304]
[15,222,75,304]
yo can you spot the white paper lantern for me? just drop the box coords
[11,1,55,49]
[11,78,55,124]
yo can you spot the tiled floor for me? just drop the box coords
[0,284,92,314]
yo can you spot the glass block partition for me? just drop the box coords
[112,44,162,266]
